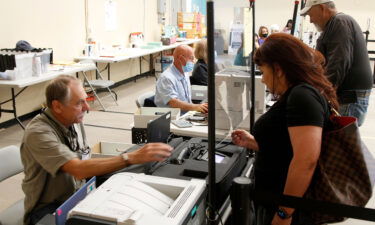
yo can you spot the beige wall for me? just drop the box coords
[1,0,374,124]
[0,0,162,60]
[0,0,161,124]
[214,0,375,50]
[0,0,85,61]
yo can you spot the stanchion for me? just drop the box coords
[291,1,300,36]
[206,1,217,224]
[230,177,252,225]
[250,0,256,131]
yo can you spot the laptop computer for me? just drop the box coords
[144,112,172,174]
[147,111,171,143]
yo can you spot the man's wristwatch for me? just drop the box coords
[122,153,129,163]
[276,207,292,219]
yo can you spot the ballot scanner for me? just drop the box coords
[66,173,206,225]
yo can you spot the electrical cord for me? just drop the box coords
[165,133,175,145]
[205,201,224,225]
[186,142,207,160]
[214,129,233,149]
[215,141,232,150]
[147,160,171,174]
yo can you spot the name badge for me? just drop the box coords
[81,153,91,160]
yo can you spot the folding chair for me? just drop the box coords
[0,145,24,225]
[79,61,118,111]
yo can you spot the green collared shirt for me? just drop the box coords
[21,108,86,225]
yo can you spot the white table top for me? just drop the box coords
[75,39,201,64]
[171,122,232,140]
[0,63,96,88]
[170,111,231,140]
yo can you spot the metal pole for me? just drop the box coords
[250,0,256,131]
[291,1,300,36]
[364,31,369,46]
[231,177,252,225]
[207,1,216,224]
[11,88,25,129]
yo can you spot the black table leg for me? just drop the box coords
[11,88,25,129]
[107,63,111,80]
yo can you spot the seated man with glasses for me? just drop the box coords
[21,75,172,225]
[154,44,208,113]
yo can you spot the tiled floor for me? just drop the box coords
[0,74,374,224]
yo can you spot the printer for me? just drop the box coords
[66,173,206,225]
[215,66,267,130]
[97,137,248,208]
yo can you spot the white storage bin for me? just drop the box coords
[134,107,180,128]
[15,53,34,80]
[92,141,135,158]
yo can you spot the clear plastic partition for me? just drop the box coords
[214,67,251,142]
[214,65,269,146]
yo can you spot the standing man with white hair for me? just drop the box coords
[301,0,373,126]
[270,24,280,34]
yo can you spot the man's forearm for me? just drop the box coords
[280,157,317,215]
[168,98,195,111]
[62,156,127,180]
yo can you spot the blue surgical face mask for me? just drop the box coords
[182,61,194,73]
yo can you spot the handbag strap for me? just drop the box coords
[327,100,341,118]
[250,187,375,222]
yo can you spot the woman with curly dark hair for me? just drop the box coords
[232,33,338,225]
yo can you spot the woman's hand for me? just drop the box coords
[231,129,259,150]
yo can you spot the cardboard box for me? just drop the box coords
[92,141,135,158]
[134,107,181,128]
[186,33,200,39]
[200,15,206,24]
[177,12,201,23]
[178,22,201,31]
[180,29,201,39]
[200,25,207,37]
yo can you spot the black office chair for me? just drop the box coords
[136,91,156,107]
[144,96,156,107]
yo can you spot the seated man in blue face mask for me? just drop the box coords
[155,45,208,113]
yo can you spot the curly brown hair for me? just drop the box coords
[254,33,338,109]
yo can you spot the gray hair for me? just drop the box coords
[324,2,336,9]
[45,75,79,108]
